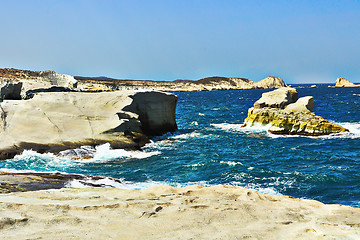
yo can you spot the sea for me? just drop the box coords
[1,84,359,207]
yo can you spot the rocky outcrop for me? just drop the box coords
[0,82,22,100]
[335,77,359,87]
[242,87,348,136]
[255,76,287,89]
[0,91,177,160]
[0,68,78,99]
[0,171,123,193]
[123,92,178,136]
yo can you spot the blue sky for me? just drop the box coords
[1,0,359,83]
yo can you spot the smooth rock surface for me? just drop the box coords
[254,87,298,109]
[0,185,358,239]
[0,91,177,160]
[255,76,287,89]
[285,96,314,113]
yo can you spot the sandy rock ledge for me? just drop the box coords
[0,185,359,239]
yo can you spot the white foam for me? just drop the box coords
[11,150,75,169]
[220,161,243,166]
[84,143,161,163]
[228,181,281,195]
[8,143,161,166]
[171,131,202,139]
[190,121,199,126]
[185,163,205,168]
[211,123,271,133]
[338,122,360,136]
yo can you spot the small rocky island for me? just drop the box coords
[335,77,360,87]
[242,87,349,136]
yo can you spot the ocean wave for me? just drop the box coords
[227,182,281,195]
[3,143,161,171]
[58,143,161,162]
[144,131,204,151]
[184,163,205,169]
[211,123,271,133]
[171,131,202,139]
[336,122,360,137]
[219,161,243,166]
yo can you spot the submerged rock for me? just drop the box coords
[242,87,348,136]
[0,91,177,160]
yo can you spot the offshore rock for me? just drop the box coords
[255,76,287,89]
[0,91,177,160]
[243,88,348,136]
[335,77,359,87]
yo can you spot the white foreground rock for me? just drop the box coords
[0,91,177,159]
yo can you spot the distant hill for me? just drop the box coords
[173,79,193,83]
[194,76,252,85]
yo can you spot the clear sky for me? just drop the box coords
[1,0,359,83]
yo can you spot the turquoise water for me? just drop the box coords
[1,85,360,207]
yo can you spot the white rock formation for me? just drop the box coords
[254,87,298,109]
[285,96,314,113]
[0,91,177,159]
[255,76,287,89]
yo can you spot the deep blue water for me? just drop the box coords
[1,85,360,207]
